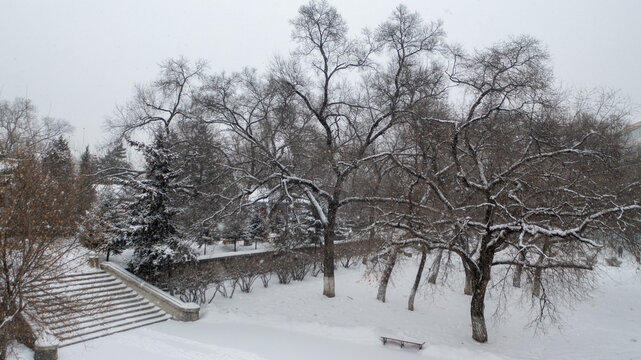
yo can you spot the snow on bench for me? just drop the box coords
[380,336,425,350]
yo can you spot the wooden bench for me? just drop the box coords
[380,336,425,350]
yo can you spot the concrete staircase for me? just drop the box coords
[27,270,171,347]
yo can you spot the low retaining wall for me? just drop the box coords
[101,262,200,321]
[18,312,59,360]
[191,239,375,279]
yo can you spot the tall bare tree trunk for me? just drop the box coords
[377,246,398,302]
[408,250,427,311]
[427,249,442,284]
[463,262,473,296]
[323,201,338,298]
[0,327,7,360]
[532,240,550,298]
[363,214,376,265]
[512,251,525,288]
[470,250,494,343]
[532,266,542,298]
[470,277,489,343]
[323,242,335,297]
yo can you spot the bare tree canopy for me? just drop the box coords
[381,37,641,342]
[195,2,445,298]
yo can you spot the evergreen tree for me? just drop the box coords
[194,223,217,255]
[41,136,77,234]
[42,136,74,182]
[300,205,324,244]
[247,210,267,242]
[172,120,232,237]
[96,141,131,184]
[126,132,194,280]
[78,187,131,260]
[76,146,97,216]
[223,216,249,242]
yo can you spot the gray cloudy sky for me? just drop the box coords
[1,0,640,154]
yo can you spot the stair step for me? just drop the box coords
[54,307,163,335]
[30,272,111,287]
[40,293,141,320]
[34,277,118,292]
[37,271,106,282]
[34,282,127,299]
[58,271,107,278]
[29,281,119,297]
[32,287,133,306]
[38,290,137,312]
[29,286,131,306]
[49,303,157,331]
[58,313,169,342]
[59,315,170,348]
[43,299,150,326]
[32,277,121,293]
[26,283,127,304]
[43,272,112,283]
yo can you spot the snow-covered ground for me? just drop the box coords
[12,256,641,360]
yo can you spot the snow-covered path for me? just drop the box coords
[66,320,426,360]
[57,311,496,360]
[12,256,640,360]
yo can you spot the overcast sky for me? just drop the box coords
[1,0,640,154]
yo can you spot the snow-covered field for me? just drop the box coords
[13,256,641,360]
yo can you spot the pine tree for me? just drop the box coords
[42,136,74,182]
[300,207,324,245]
[248,210,267,242]
[172,120,232,238]
[96,141,131,184]
[223,216,248,242]
[194,224,217,255]
[41,136,77,234]
[126,132,194,281]
[76,146,97,216]
[78,187,131,260]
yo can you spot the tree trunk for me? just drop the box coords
[470,251,493,343]
[408,250,427,311]
[463,263,473,296]
[427,249,442,284]
[532,266,542,298]
[512,251,525,288]
[532,240,550,298]
[470,282,488,343]
[363,213,376,266]
[322,202,338,298]
[0,328,7,360]
[377,246,398,302]
[0,313,9,360]
[106,249,111,262]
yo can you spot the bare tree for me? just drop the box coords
[0,148,81,358]
[109,57,206,140]
[196,2,444,298]
[407,246,427,311]
[0,98,71,158]
[384,36,641,343]
[0,97,82,359]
